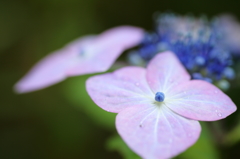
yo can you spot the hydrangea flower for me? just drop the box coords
[135,13,237,85]
[86,51,236,159]
[14,26,144,93]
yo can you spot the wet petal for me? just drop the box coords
[166,80,237,121]
[146,51,190,94]
[116,104,201,159]
[86,67,154,113]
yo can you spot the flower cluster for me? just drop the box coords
[134,13,240,87]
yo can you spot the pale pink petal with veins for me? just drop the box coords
[165,80,236,121]
[86,67,153,113]
[146,51,190,94]
[116,104,201,159]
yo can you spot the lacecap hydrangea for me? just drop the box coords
[14,11,240,159]
[129,13,240,90]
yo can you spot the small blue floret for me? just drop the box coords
[155,92,165,102]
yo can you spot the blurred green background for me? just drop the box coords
[1,0,240,158]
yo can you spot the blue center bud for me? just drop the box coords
[155,92,165,102]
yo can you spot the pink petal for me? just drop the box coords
[146,51,191,94]
[67,26,144,76]
[165,80,237,121]
[14,36,95,93]
[66,45,124,76]
[116,104,201,159]
[14,49,73,93]
[86,67,154,113]
[15,26,144,93]
[95,26,144,49]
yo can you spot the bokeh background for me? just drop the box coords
[1,0,240,158]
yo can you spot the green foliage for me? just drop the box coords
[176,122,219,159]
[224,122,240,146]
[106,135,141,159]
[63,74,116,130]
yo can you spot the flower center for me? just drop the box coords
[155,92,165,102]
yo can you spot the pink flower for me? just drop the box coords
[86,51,236,159]
[15,26,144,93]
[214,14,240,53]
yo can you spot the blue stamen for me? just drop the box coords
[155,92,165,102]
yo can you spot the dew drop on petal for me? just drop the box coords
[139,124,142,128]
[215,110,218,113]
[214,90,218,93]
[135,82,139,86]
[218,113,222,117]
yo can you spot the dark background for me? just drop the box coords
[1,0,240,158]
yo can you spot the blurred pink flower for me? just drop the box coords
[86,51,236,159]
[214,14,240,53]
[15,26,144,93]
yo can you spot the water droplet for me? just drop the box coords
[214,90,218,93]
[139,124,142,128]
[135,82,139,86]
[215,110,218,113]
[218,113,222,117]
